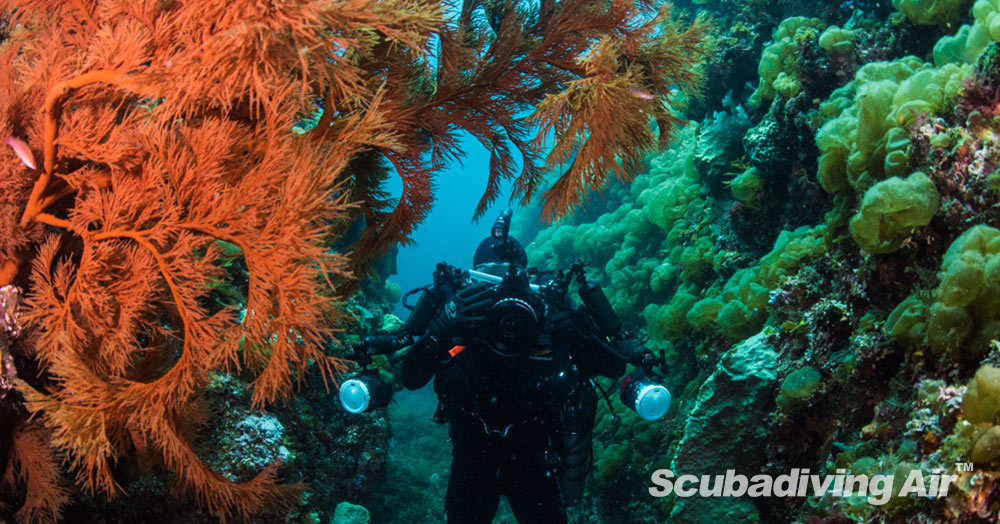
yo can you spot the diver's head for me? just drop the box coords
[473,208,526,276]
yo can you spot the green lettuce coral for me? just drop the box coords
[815,58,970,196]
[818,26,856,54]
[887,225,1000,356]
[676,224,829,341]
[955,365,1000,462]
[527,126,707,320]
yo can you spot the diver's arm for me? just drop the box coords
[577,332,628,378]
[576,333,657,380]
[400,335,447,390]
[400,277,493,389]
[553,307,619,378]
[558,306,653,379]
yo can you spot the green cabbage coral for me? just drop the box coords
[644,152,702,234]
[934,0,1000,65]
[684,225,828,341]
[893,0,972,26]
[818,26,856,54]
[528,126,705,321]
[959,365,1000,462]
[963,365,1000,424]
[848,171,940,254]
[647,289,700,340]
[750,17,826,106]
[815,58,970,196]
[887,225,1000,356]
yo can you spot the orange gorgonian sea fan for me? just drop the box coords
[528,2,714,219]
[0,0,439,521]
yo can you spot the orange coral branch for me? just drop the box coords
[179,221,352,392]
[71,0,98,26]
[310,87,337,142]
[36,185,77,213]
[0,1,390,518]
[2,423,71,523]
[21,69,131,227]
[34,213,72,230]
[87,228,200,410]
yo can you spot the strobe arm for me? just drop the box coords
[349,333,413,366]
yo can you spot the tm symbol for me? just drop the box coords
[956,462,975,472]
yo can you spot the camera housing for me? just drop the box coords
[471,264,547,357]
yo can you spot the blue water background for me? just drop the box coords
[389,134,519,316]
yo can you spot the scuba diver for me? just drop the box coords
[339,209,670,524]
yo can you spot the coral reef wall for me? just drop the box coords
[525,0,1000,521]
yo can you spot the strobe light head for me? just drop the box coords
[339,371,392,414]
[620,371,671,421]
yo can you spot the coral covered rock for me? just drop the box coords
[669,333,778,523]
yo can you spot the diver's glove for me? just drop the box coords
[425,282,494,341]
[615,338,657,369]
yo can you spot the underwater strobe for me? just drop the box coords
[339,370,393,414]
[619,369,671,421]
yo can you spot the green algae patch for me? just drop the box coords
[781,366,822,398]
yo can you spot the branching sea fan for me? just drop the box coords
[0,0,438,520]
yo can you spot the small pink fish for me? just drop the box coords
[4,135,36,170]
[630,87,655,100]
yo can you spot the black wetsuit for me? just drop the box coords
[401,300,625,524]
